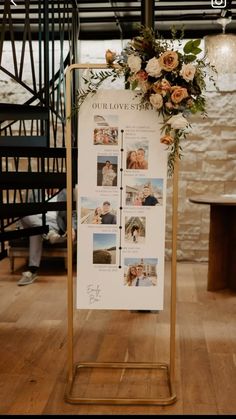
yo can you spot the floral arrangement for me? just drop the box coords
[76,26,216,176]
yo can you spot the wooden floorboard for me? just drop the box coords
[0,256,236,415]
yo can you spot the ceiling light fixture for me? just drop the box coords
[204,16,236,90]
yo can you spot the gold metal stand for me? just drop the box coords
[65,63,178,405]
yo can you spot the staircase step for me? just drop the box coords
[0,136,48,147]
[0,172,66,189]
[0,226,49,242]
[0,201,69,218]
[0,103,49,121]
[0,146,70,157]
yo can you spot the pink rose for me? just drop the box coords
[135,70,148,82]
[171,86,188,104]
[159,51,179,72]
[105,49,116,65]
[160,134,174,145]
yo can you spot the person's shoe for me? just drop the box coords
[17,271,38,286]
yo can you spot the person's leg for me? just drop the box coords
[18,214,43,285]
[28,235,43,268]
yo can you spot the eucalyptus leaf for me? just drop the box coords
[192,39,201,48]
[191,47,202,55]
[184,54,196,63]
[183,40,194,54]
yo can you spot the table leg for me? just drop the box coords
[208,205,236,291]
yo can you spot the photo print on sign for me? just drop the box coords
[125,178,163,207]
[80,196,117,225]
[124,258,158,286]
[124,216,146,245]
[93,233,117,265]
[97,155,118,187]
[126,140,149,170]
[93,114,119,145]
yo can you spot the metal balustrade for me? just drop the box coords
[0,0,79,259]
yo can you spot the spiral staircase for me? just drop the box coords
[0,0,79,260]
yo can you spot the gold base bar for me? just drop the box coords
[65,361,177,405]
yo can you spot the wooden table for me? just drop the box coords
[189,194,236,291]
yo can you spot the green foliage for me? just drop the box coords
[183,39,201,55]
[73,69,119,114]
[184,54,198,63]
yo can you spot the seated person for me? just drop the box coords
[17,188,77,286]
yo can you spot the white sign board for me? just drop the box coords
[76,90,167,310]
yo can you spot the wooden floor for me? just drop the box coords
[0,256,236,415]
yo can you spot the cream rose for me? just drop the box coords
[149,93,163,109]
[180,63,196,82]
[168,114,189,130]
[171,86,188,104]
[127,54,142,73]
[145,57,162,77]
[159,51,179,72]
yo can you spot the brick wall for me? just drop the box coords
[171,91,236,261]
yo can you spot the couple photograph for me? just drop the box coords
[80,197,117,224]
[124,258,158,286]
[97,156,118,187]
[125,178,163,207]
[126,140,149,170]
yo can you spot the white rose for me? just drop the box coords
[127,54,142,73]
[149,93,163,109]
[145,57,162,78]
[180,63,196,82]
[168,114,189,129]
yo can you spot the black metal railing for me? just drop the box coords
[0,0,79,259]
